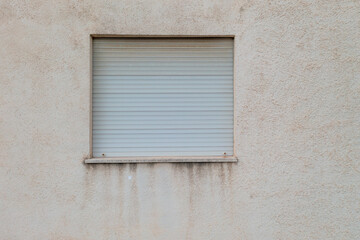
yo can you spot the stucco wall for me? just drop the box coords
[1,0,359,239]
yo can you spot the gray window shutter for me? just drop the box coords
[92,38,233,157]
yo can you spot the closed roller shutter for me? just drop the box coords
[92,38,234,157]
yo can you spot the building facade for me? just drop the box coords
[1,0,359,239]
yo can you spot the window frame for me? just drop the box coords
[86,35,237,163]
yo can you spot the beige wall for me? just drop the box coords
[1,0,360,239]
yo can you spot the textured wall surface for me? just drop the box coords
[1,0,360,239]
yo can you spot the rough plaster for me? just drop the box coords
[0,0,360,239]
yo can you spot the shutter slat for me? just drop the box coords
[93,39,233,48]
[93,142,233,148]
[93,48,233,52]
[94,147,233,152]
[94,138,232,143]
[93,107,233,111]
[92,38,233,157]
[93,111,232,115]
[93,103,232,107]
[93,88,232,92]
[93,119,232,124]
[93,62,232,67]
[94,129,233,134]
[93,152,232,157]
[93,66,233,71]
[93,114,232,119]
[93,124,232,130]
[94,134,232,139]
[93,75,232,80]
[93,98,233,103]
[93,83,233,88]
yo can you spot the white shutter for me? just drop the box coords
[92,38,233,157]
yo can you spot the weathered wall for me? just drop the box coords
[1,0,359,239]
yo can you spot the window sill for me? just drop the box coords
[85,156,237,164]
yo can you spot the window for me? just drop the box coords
[89,37,235,163]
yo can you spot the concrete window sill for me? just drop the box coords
[85,156,238,164]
